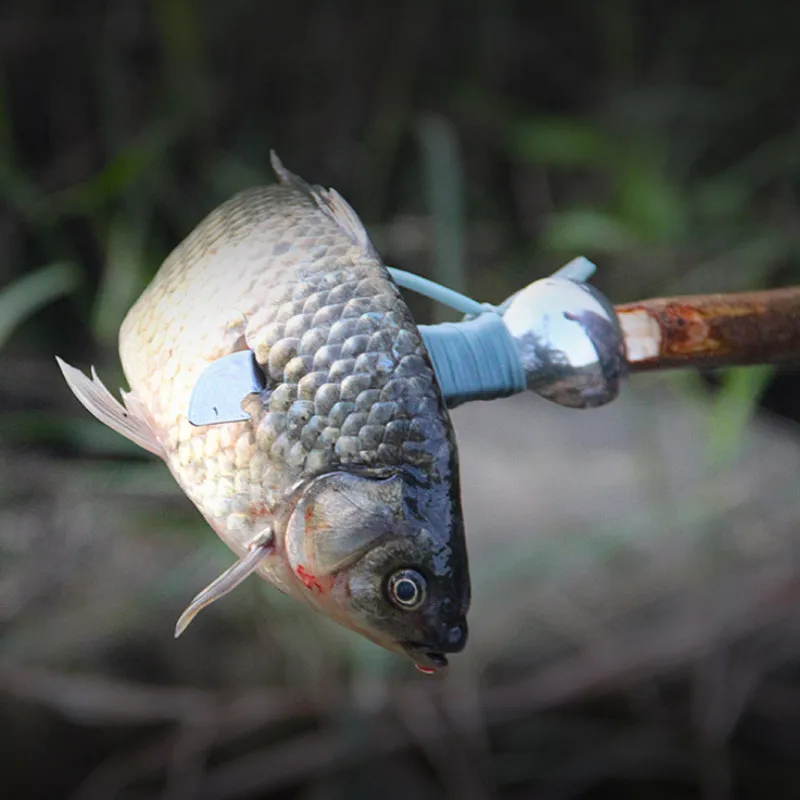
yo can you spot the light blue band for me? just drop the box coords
[419,313,526,408]
[387,267,491,316]
[389,257,595,316]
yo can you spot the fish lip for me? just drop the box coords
[402,644,450,671]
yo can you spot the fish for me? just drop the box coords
[57,153,470,672]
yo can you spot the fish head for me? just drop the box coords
[282,469,470,671]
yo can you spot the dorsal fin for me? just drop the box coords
[269,150,380,260]
[56,357,165,458]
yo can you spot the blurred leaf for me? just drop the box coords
[152,0,210,120]
[41,122,177,220]
[511,117,614,168]
[721,130,800,188]
[0,263,81,350]
[693,178,752,222]
[91,205,151,345]
[543,209,639,254]
[153,0,205,72]
[706,365,774,469]
[0,411,147,458]
[615,158,685,241]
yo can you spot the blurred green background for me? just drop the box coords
[2,1,800,798]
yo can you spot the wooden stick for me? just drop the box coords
[615,287,800,371]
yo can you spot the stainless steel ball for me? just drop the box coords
[501,277,626,408]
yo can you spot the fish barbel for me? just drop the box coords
[58,155,470,671]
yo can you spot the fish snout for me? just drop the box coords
[403,616,468,671]
[440,618,468,653]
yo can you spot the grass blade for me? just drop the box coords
[0,263,81,350]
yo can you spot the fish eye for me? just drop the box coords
[386,569,427,610]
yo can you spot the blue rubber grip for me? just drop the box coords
[419,313,526,409]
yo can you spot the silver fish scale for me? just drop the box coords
[119,176,456,572]
[245,260,446,482]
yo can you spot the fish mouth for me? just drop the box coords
[403,623,468,672]
[403,645,450,673]
[402,619,468,672]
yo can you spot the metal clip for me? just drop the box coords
[188,350,266,426]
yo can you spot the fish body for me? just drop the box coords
[59,156,470,670]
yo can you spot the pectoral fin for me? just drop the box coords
[56,357,165,458]
[174,529,274,638]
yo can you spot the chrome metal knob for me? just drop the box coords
[502,276,626,408]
